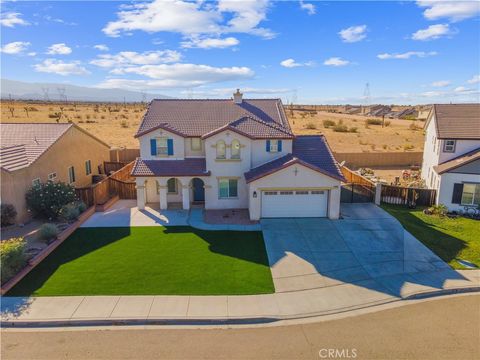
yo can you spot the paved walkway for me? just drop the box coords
[2,203,479,326]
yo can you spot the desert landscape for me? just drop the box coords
[0,101,425,153]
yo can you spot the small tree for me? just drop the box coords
[1,237,26,284]
[1,204,17,226]
[25,182,77,220]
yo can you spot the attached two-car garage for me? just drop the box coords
[261,189,328,218]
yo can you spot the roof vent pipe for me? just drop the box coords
[233,89,243,104]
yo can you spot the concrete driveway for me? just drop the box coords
[261,203,473,298]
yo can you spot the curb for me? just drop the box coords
[2,287,479,329]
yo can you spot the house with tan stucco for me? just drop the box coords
[131,90,345,220]
[0,123,110,223]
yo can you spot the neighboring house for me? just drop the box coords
[0,123,110,222]
[421,104,480,211]
[131,90,345,220]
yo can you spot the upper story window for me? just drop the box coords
[443,140,456,153]
[216,140,226,159]
[48,172,57,182]
[157,138,169,155]
[85,160,92,175]
[267,139,282,153]
[68,166,75,184]
[231,139,240,159]
[150,138,173,156]
[191,138,201,151]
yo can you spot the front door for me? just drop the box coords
[192,178,205,202]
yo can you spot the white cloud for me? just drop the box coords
[339,25,367,43]
[280,58,314,68]
[103,0,274,39]
[181,36,239,49]
[323,57,350,66]
[94,44,109,51]
[27,52,37,57]
[46,43,72,55]
[377,51,437,59]
[34,59,90,76]
[0,12,29,27]
[0,41,30,54]
[299,1,316,15]
[90,50,182,68]
[95,64,254,90]
[180,87,292,97]
[467,75,480,84]
[431,80,450,87]
[412,24,453,41]
[44,15,77,26]
[417,1,480,22]
[421,90,442,97]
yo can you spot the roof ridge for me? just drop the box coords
[235,114,293,136]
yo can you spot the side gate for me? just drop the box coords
[340,166,376,203]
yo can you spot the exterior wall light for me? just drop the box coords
[253,191,257,198]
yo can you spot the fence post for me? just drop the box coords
[375,183,382,205]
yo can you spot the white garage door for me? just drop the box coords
[261,190,328,218]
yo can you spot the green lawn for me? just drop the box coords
[6,227,274,296]
[381,204,480,269]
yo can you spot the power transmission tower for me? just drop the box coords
[57,87,67,102]
[41,87,50,102]
[363,82,371,107]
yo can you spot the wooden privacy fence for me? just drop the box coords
[340,166,376,203]
[381,185,436,206]
[75,161,136,207]
[104,161,128,174]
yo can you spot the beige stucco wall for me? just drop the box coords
[248,163,341,220]
[1,126,110,223]
[138,129,185,160]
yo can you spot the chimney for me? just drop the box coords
[233,89,243,104]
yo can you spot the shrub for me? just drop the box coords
[305,122,317,130]
[1,237,26,284]
[385,120,391,127]
[37,223,59,242]
[365,118,382,126]
[348,127,358,133]
[120,120,129,128]
[59,203,80,222]
[76,201,87,213]
[1,204,17,226]
[25,181,77,220]
[426,204,448,217]
[403,143,415,151]
[409,122,420,131]
[323,119,335,128]
[332,124,349,132]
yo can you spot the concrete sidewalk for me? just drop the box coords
[2,270,478,326]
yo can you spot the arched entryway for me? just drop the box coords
[191,178,205,203]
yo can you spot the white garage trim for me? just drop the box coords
[261,188,329,218]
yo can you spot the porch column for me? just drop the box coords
[182,185,190,210]
[328,186,341,220]
[136,185,145,210]
[159,187,168,210]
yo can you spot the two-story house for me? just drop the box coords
[421,104,480,211]
[131,90,345,220]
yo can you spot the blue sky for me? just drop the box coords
[1,0,479,104]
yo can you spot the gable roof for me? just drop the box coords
[244,135,345,183]
[135,98,292,138]
[429,104,480,140]
[131,158,210,177]
[434,147,480,174]
[0,123,109,172]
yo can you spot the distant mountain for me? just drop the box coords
[1,79,171,102]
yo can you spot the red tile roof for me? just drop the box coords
[131,158,210,177]
[202,116,294,139]
[0,123,73,171]
[244,135,345,183]
[135,98,292,138]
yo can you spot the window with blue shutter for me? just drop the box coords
[150,139,157,156]
[167,139,174,155]
[266,140,271,152]
[278,140,282,152]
